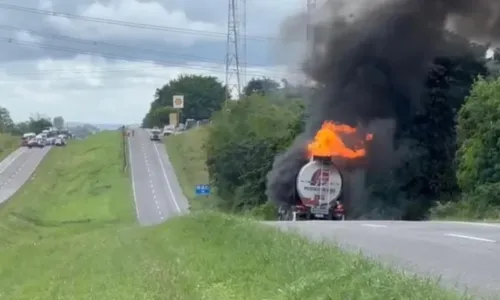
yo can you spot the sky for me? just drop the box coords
[0,0,305,124]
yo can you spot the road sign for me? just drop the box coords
[173,95,184,108]
[169,112,178,126]
[195,184,210,196]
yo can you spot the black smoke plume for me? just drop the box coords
[266,0,500,217]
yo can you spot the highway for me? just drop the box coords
[269,220,500,297]
[128,129,189,226]
[0,146,50,204]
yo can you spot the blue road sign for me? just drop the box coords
[195,184,211,196]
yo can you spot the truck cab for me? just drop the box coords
[150,128,161,141]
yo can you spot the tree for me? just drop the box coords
[0,107,14,133]
[28,117,52,134]
[205,94,304,211]
[53,116,64,129]
[142,106,178,128]
[143,74,226,125]
[364,52,488,220]
[243,77,280,96]
[10,121,29,136]
[456,77,500,193]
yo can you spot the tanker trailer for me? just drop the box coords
[278,156,345,221]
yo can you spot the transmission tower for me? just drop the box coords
[225,0,246,103]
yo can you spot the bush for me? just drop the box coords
[456,77,500,193]
[436,76,500,219]
[204,94,304,212]
[431,183,500,220]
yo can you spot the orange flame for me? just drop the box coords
[307,121,373,159]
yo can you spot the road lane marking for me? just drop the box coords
[0,148,26,174]
[0,155,31,189]
[444,233,495,243]
[127,137,142,221]
[361,224,387,228]
[153,142,181,213]
[446,221,500,228]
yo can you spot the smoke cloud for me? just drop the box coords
[266,0,500,217]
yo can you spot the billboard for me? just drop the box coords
[173,95,184,108]
[169,112,178,126]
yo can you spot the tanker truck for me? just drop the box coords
[278,156,345,221]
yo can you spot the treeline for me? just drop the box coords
[145,39,500,220]
[0,106,65,136]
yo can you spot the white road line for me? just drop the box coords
[0,148,25,174]
[444,233,496,243]
[361,224,387,228]
[153,142,181,213]
[444,221,500,228]
[127,137,141,221]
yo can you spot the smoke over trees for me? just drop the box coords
[266,0,496,219]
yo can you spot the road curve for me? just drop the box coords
[0,146,51,204]
[268,220,500,297]
[128,129,188,226]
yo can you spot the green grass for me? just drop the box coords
[0,131,135,246]
[164,127,220,211]
[0,211,468,299]
[0,130,471,299]
[0,133,20,161]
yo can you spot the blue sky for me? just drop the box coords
[0,0,305,124]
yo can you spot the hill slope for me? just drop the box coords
[0,130,467,299]
[0,134,19,161]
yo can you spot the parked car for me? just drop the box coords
[46,137,56,145]
[55,138,66,146]
[27,138,44,148]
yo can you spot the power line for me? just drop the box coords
[0,3,279,42]
[0,37,301,80]
[0,24,277,69]
[0,24,224,66]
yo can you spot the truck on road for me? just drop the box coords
[150,127,161,141]
[278,156,345,221]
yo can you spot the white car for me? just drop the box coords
[55,138,66,146]
[163,129,174,136]
[27,138,44,148]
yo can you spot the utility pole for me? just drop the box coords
[225,0,243,104]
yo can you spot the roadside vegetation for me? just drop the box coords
[157,34,500,221]
[0,133,19,161]
[164,126,220,211]
[0,131,134,246]
[0,131,468,299]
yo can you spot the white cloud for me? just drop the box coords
[0,55,293,124]
[43,0,223,46]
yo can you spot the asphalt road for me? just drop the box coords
[128,129,189,226]
[269,220,500,297]
[0,146,50,204]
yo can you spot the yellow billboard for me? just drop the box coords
[169,112,178,126]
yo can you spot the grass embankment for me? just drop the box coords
[160,127,468,299]
[0,133,19,161]
[0,131,135,246]
[164,127,220,211]
[0,130,468,299]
